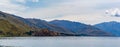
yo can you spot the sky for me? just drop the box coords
[0,0,120,25]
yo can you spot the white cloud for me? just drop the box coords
[0,0,28,14]
[1,0,120,25]
[106,8,120,17]
[20,0,99,18]
[14,0,39,3]
[14,0,26,3]
[45,13,120,25]
[32,0,39,2]
[19,0,104,25]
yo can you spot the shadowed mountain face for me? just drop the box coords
[0,11,113,36]
[49,20,113,36]
[0,11,62,36]
[25,19,73,34]
[95,21,120,36]
[0,11,31,36]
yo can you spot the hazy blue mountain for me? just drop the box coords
[95,21,120,36]
[4,13,72,34]
[0,11,114,36]
[0,11,68,36]
[26,19,72,34]
[49,20,112,36]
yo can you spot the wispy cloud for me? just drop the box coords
[0,0,120,25]
[0,0,28,14]
[106,8,120,17]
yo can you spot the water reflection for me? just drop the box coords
[0,37,120,47]
[0,45,15,47]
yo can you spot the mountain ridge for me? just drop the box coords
[94,21,120,36]
[49,20,113,36]
[0,11,114,36]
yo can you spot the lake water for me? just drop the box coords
[0,37,120,47]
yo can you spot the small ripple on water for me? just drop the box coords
[0,45,17,47]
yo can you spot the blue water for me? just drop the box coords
[0,37,120,47]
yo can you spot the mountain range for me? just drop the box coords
[0,11,114,37]
[0,11,61,36]
[49,20,112,36]
[95,21,120,36]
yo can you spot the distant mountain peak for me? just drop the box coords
[51,20,74,22]
[0,11,113,36]
[51,20,85,25]
[109,21,120,23]
[50,20,112,36]
[95,21,120,36]
[98,21,120,25]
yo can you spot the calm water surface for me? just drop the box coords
[0,37,120,47]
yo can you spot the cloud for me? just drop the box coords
[20,0,99,18]
[19,0,103,23]
[0,0,28,14]
[13,0,39,3]
[45,13,120,25]
[14,0,26,3]
[106,8,120,17]
[32,0,39,2]
[17,0,120,25]
[1,0,120,25]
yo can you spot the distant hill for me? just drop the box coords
[95,21,120,36]
[25,19,72,34]
[0,11,31,36]
[0,11,62,36]
[49,20,112,36]
[0,11,113,36]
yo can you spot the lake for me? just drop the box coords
[0,37,120,47]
